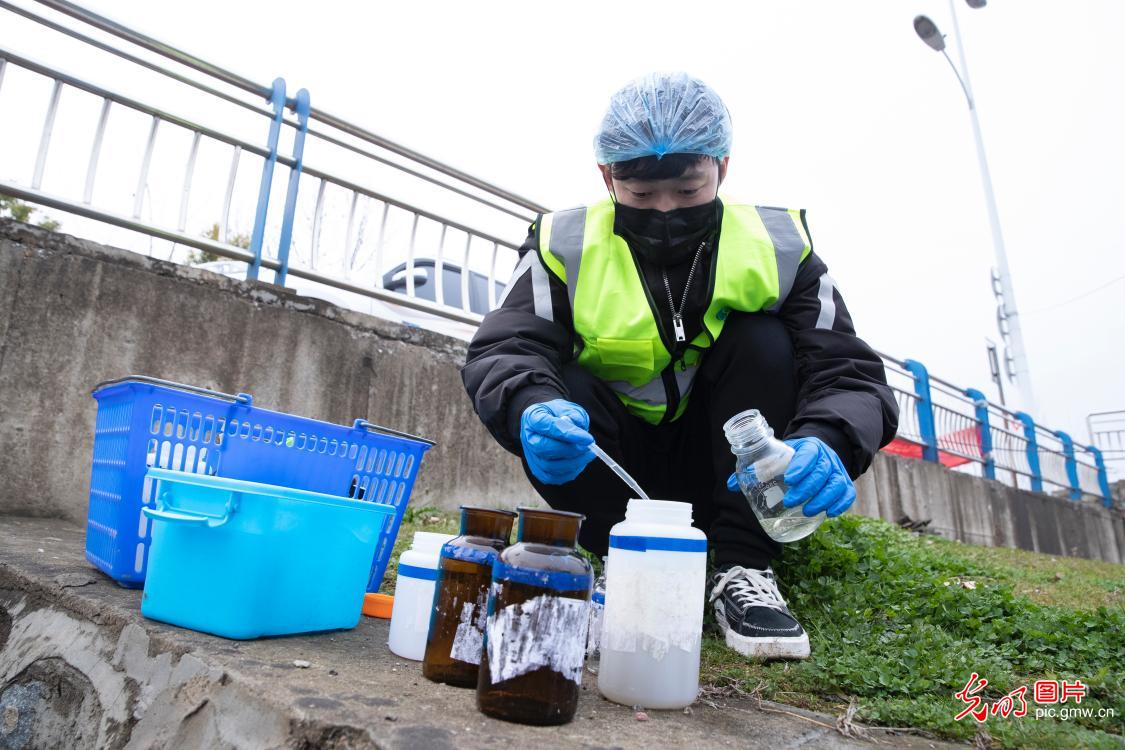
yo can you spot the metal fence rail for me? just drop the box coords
[881,358,924,446]
[1088,411,1125,474]
[987,403,1034,488]
[929,376,985,465]
[873,352,1111,506]
[0,0,1115,509]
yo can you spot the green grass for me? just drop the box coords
[924,535,1123,611]
[705,516,1125,749]
[381,509,1124,749]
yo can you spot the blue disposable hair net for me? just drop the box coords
[594,72,732,165]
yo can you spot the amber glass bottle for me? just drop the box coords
[477,507,593,725]
[422,506,516,687]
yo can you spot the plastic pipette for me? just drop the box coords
[557,415,650,499]
[589,443,650,500]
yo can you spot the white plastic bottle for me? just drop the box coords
[388,531,457,660]
[724,409,825,543]
[597,499,707,709]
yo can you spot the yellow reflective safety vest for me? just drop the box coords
[537,197,812,425]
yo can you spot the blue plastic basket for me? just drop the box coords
[141,468,396,639]
[87,376,434,589]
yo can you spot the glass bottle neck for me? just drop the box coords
[459,506,517,542]
[515,507,583,548]
[724,409,775,459]
[730,436,775,461]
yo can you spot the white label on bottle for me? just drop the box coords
[751,443,795,484]
[450,590,488,665]
[586,602,603,658]
[763,485,784,510]
[601,551,705,660]
[486,595,589,685]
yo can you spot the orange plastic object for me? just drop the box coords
[363,593,394,619]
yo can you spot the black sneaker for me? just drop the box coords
[709,565,810,660]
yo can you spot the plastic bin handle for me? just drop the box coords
[144,506,213,526]
[92,376,253,406]
[353,419,435,446]
[144,491,239,528]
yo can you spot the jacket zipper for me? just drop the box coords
[611,203,724,425]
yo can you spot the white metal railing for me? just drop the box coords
[882,358,924,446]
[0,0,533,327]
[1088,410,1124,484]
[986,403,1034,489]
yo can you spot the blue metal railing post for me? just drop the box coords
[965,388,995,480]
[274,88,310,287]
[1054,430,1081,501]
[247,77,287,281]
[1086,445,1113,508]
[1014,411,1042,492]
[904,359,938,463]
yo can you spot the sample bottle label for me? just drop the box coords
[397,563,438,581]
[486,594,590,685]
[608,535,707,553]
[492,561,593,592]
[602,539,706,659]
[449,588,489,665]
[441,544,498,566]
[751,445,794,484]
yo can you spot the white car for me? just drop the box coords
[194,258,503,341]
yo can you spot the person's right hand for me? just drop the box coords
[520,399,596,485]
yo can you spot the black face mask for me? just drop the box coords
[613,198,720,265]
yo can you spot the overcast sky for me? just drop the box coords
[1,0,1122,448]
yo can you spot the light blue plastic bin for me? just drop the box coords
[141,467,395,639]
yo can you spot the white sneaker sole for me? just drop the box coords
[717,618,811,661]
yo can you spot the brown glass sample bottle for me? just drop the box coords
[422,506,516,687]
[477,508,593,725]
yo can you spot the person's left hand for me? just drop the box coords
[780,437,855,517]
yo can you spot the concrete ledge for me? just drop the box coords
[0,515,958,749]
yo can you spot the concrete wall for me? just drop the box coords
[1,218,1122,563]
[854,452,1123,563]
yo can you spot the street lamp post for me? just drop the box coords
[914,0,1036,413]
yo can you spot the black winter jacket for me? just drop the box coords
[460,207,898,479]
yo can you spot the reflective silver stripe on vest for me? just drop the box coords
[529,257,553,321]
[758,207,807,312]
[548,207,587,310]
[815,273,837,330]
[495,251,554,321]
[496,250,533,308]
[606,365,698,407]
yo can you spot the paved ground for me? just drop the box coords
[0,516,963,749]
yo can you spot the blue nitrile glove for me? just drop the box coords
[780,437,855,517]
[520,399,596,485]
[724,436,855,517]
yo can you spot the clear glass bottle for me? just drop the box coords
[422,506,516,687]
[477,508,593,725]
[586,561,606,675]
[723,409,825,543]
